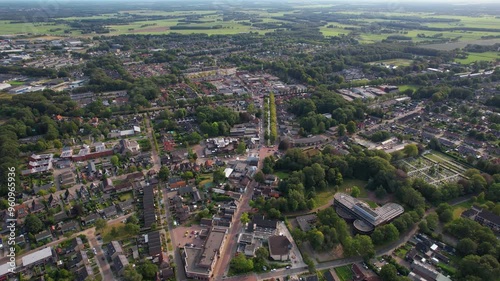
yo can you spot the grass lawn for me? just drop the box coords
[371,59,414,67]
[314,189,336,207]
[455,51,499,64]
[8,81,25,86]
[339,179,369,197]
[437,262,457,276]
[102,221,135,243]
[334,265,353,281]
[398,84,419,92]
[365,200,378,208]
[118,191,133,201]
[452,200,473,219]
[275,171,289,180]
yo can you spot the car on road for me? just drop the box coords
[285,265,291,269]
[92,247,97,254]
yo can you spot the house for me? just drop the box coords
[117,199,134,213]
[81,213,100,226]
[75,265,93,281]
[323,269,340,281]
[119,139,140,155]
[113,254,129,275]
[268,235,292,261]
[264,175,278,186]
[147,231,162,262]
[60,221,78,234]
[107,241,124,259]
[248,215,278,240]
[143,185,156,229]
[34,230,53,242]
[352,264,366,281]
[102,205,118,218]
[31,200,45,213]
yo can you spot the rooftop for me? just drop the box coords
[334,193,403,227]
[22,247,53,267]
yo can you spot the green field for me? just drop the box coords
[452,201,473,219]
[398,85,420,92]
[334,265,353,281]
[455,52,499,64]
[0,21,71,35]
[275,171,290,180]
[371,59,414,67]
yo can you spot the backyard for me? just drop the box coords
[334,265,353,281]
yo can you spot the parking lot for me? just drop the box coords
[172,225,207,249]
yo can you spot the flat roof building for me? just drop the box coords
[334,193,404,233]
[183,227,227,280]
[22,247,54,267]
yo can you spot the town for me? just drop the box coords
[0,1,499,281]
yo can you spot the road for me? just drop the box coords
[89,229,116,281]
[212,181,255,280]
[162,189,188,281]
[145,115,161,173]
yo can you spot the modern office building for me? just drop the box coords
[334,193,404,233]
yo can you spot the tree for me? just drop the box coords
[53,139,63,149]
[123,265,143,281]
[213,168,226,184]
[254,171,265,184]
[426,213,439,230]
[380,264,398,281]
[403,144,419,157]
[255,247,269,260]
[237,141,246,154]
[159,166,170,181]
[95,218,107,231]
[230,254,254,273]
[25,214,43,234]
[346,121,357,134]
[308,229,325,250]
[457,238,477,256]
[351,186,361,198]
[337,124,346,136]
[241,212,250,224]
[139,260,158,280]
[110,155,119,166]
[439,209,453,223]
[278,139,290,151]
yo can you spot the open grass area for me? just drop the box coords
[101,221,135,243]
[314,189,336,207]
[0,20,71,35]
[334,265,353,281]
[118,191,133,202]
[8,81,25,86]
[452,200,473,219]
[437,262,457,276]
[398,85,419,92]
[455,52,499,64]
[339,179,369,197]
[371,59,414,67]
[275,171,289,180]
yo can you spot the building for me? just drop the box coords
[143,185,156,229]
[410,261,451,281]
[296,214,317,232]
[119,139,140,155]
[147,231,162,262]
[461,206,500,234]
[247,215,278,240]
[22,247,54,268]
[289,135,328,147]
[268,235,292,261]
[334,193,404,233]
[22,153,53,175]
[107,241,124,259]
[113,254,129,275]
[183,227,227,280]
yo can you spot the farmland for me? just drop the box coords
[455,52,499,64]
[1,5,500,48]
